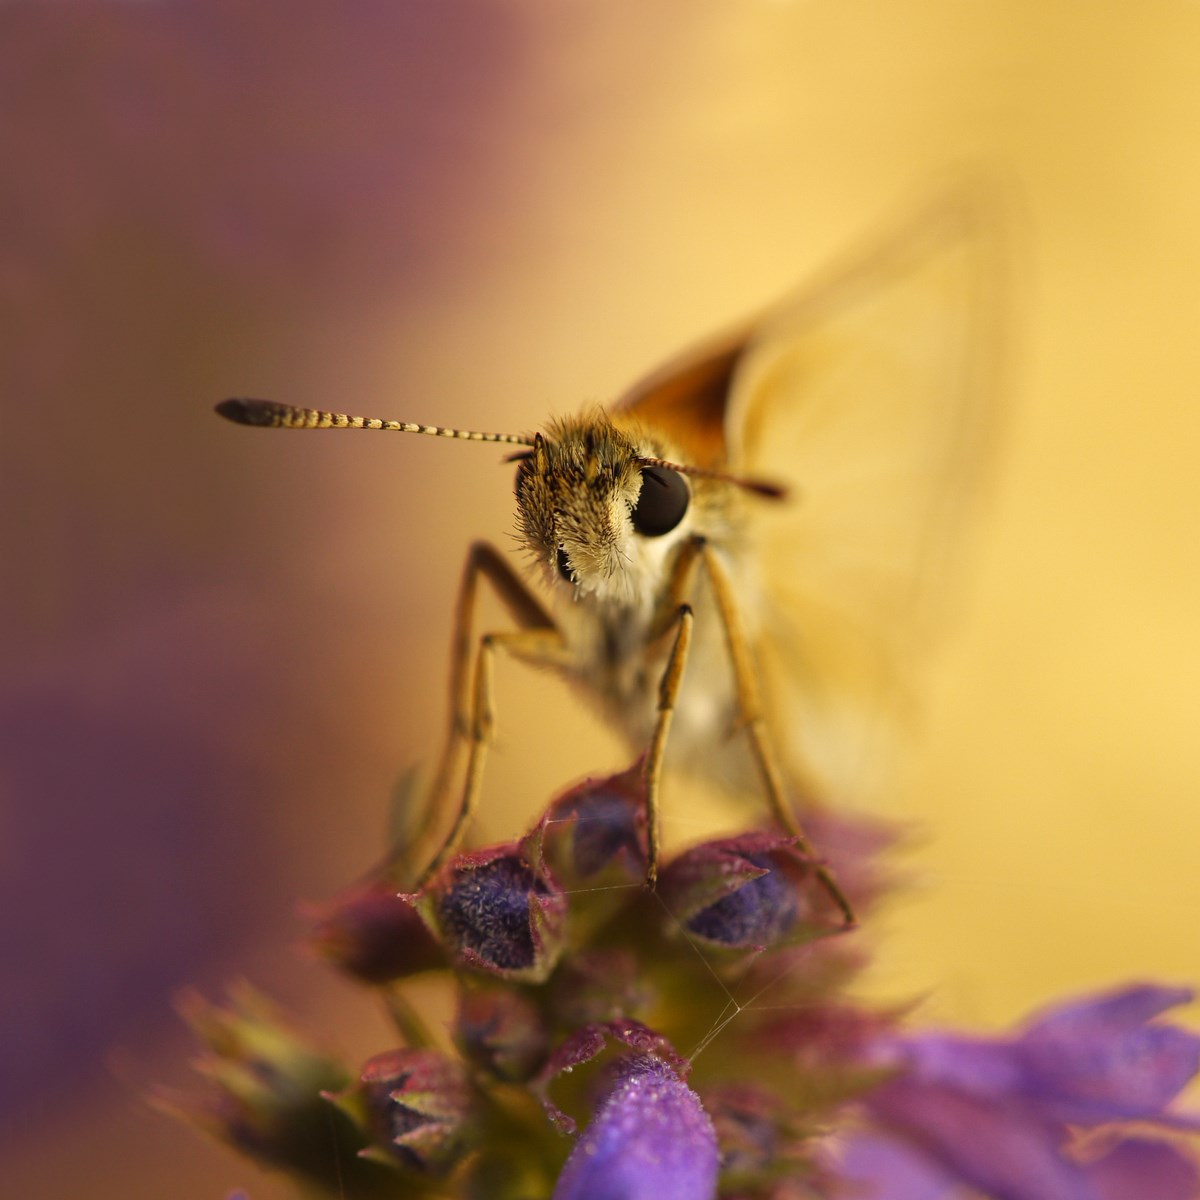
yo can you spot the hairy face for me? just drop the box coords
[514,413,692,609]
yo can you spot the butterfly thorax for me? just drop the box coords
[514,409,754,756]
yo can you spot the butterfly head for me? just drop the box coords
[513,413,694,609]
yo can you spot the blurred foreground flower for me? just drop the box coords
[159,986,397,1196]
[839,984,1200,1200]
[171,764,1199,1198]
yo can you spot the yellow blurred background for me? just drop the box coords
[3,2,1198,1196]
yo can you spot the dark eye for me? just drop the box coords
[556,546,576,584]
[631,467,689,537]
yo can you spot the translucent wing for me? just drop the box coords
[730,188,1008,809]
[613,188,1008,809]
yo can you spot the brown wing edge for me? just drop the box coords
[609,327,752,469]
[609,174,1017,481]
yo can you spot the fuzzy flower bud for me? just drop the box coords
[455,982,550,1082]
[164,987,378,1189]
[421,841,567,983]
[306,880,445,984]
[327,1048,474,1174]
[552,1054,719,1200]
[172,754,1200,1200]
[657,832,811,950]
[541,759,648,881]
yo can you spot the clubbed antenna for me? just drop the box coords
[215,399,537,447]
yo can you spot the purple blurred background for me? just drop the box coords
[3,5,550,1194]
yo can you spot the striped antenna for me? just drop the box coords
[215,398,537,447]
[635,455,789,501]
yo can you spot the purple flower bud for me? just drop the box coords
[703,1083,782,1176]
[533,1020,685,1131]
[550,949,651,1029]
[552,1055,718,1200]
[455,983,550,1082]
[165,987,370,1187]
[541,760,648,880]
[328,1048,474,1174]
[429,844,567,982]
[657,833,809,950]
[305,880,444,984]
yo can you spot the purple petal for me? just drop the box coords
[895,1032,1026,1095]
[866,1078,1098,1200]
[862,986,1200,1200]
[552,1056,718,1200]
[837,1131,958,1200]
[1018,985,1200,1122]
[887,985,1200,1128]
[1024,985,1194,1040]
[1087,1137,1200,1200]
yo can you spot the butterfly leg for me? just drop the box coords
[643,603,695,887]
[430,543,558,804]
[413,542,565,888]
[417,623,566,886]
[695,539,857,927]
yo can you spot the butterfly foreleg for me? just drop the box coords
[696,540,857,927]
[642,601,696,887]
[415,542,564,887]
[635,533,717,886]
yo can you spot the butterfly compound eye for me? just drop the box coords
[631,466,689,537]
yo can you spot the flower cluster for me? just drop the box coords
[173,760,1200,1198]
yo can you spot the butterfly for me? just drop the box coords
[217,185,1005,926]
